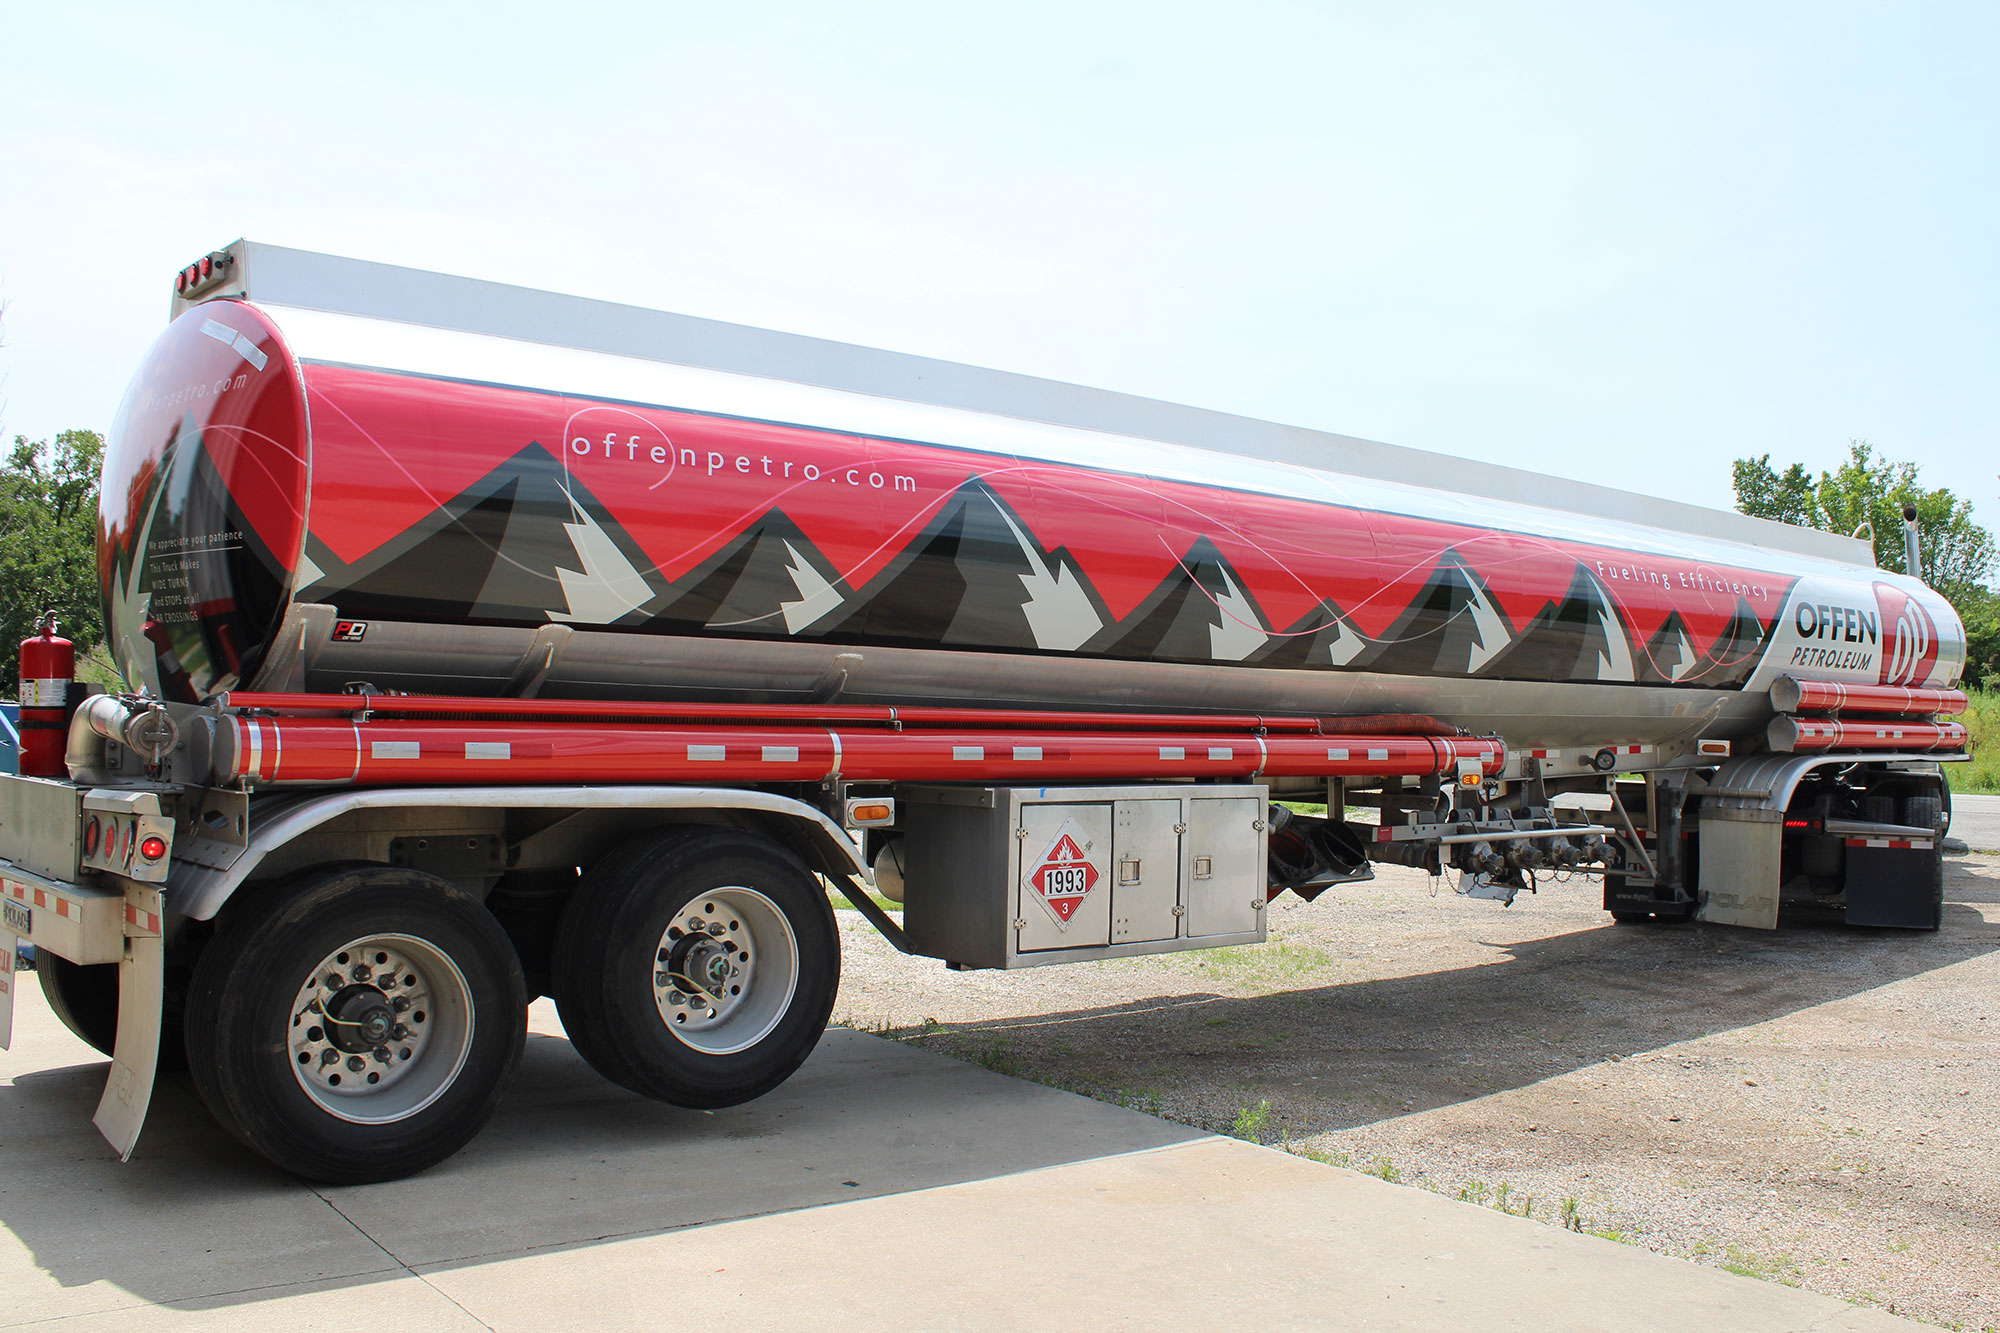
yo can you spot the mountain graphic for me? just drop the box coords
[644,508,847,637]
[1640,609,1700,684]
[827,481,1105,651]
[1358,550,1514,678]
[1482,563,1636,683]
[1690,597,1769,686]
[1254,600,1371,670]
[303,442,659,627]
[1089,536,1269,663]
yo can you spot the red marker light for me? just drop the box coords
[176,271,190,293]
[139,835,168,861]
[84,816,101,856]
[199,256,213,279]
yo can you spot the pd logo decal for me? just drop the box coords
[1874,583,1938,686]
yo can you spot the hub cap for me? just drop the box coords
[287,934,473,1124]
[652,887,800,1056]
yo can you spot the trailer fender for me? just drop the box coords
[1696,752,1957,929]
[168,786,869,923]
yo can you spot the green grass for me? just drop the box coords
[1171,940,1336,993]
[826,886,902,914]
[1719,1243,1803,1287]
[1230,1100,1273,1143]
[1948,687,1998,794]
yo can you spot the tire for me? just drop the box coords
[552,829,839,1109]
[183,865,527,1184]
[1905,793,1946,932]
[37,953,189,1070]
[39,955,117,1055]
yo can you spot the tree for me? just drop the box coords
[0,430,105,694]
[1734,440,1999,688]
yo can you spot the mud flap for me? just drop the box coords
[93,886,164,1162]
[0,931,15,1049]
[1696,812,1782,929]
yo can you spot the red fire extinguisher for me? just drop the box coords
[18,613,76,778]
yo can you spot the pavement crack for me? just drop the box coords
[310,1187,495,1331]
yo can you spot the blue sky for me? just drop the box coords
[4,2,1994,550]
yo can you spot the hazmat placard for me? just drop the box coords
[1024,818,1100,927]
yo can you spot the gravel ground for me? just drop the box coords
[831,852,2000,1331]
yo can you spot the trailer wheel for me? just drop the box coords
[1904,792,1946,932]
[37,954,190,1070]
[38,955,117,1056]
[552,829,839,1108]
[183,865,526,1184]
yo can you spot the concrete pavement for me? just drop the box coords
[1950,792,2000,853]
[1,987,1920,1331]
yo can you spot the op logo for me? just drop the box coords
[1873,583,1938,686]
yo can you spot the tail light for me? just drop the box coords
[176,251,235,300]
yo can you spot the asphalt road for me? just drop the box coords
[1953,792,2000,853]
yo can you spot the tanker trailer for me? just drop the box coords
[0,241,1968,1184]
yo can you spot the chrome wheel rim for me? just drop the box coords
[287,933,474,1124]
[652,887,799,1056]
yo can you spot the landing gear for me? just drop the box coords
[552,829,839,1108]
[183,865,526,1184]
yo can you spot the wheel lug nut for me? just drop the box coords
[374,1046,392,1063]
[351,964,372,982]
[347,1056,365,1072]
[392,1024,409,1040]
[655,971,671,987]
[320,1049,339,1066]
[392,997,411,1012]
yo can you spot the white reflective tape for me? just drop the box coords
[1208,747,1233,761]
[200,318,268,372]
[1159,746,1185,760]
[1326,747,1349,761]
[246,720,262,776]
[952,746,984,761]
[761,745,798,762]
[1012,746,1042,761]
[371,741,420,760]
[232,332,268,370]
[1367,748,1389,761]
[687,744,726,761]
[465,742,511,760]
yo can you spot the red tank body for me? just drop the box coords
[97,250,1967,754]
